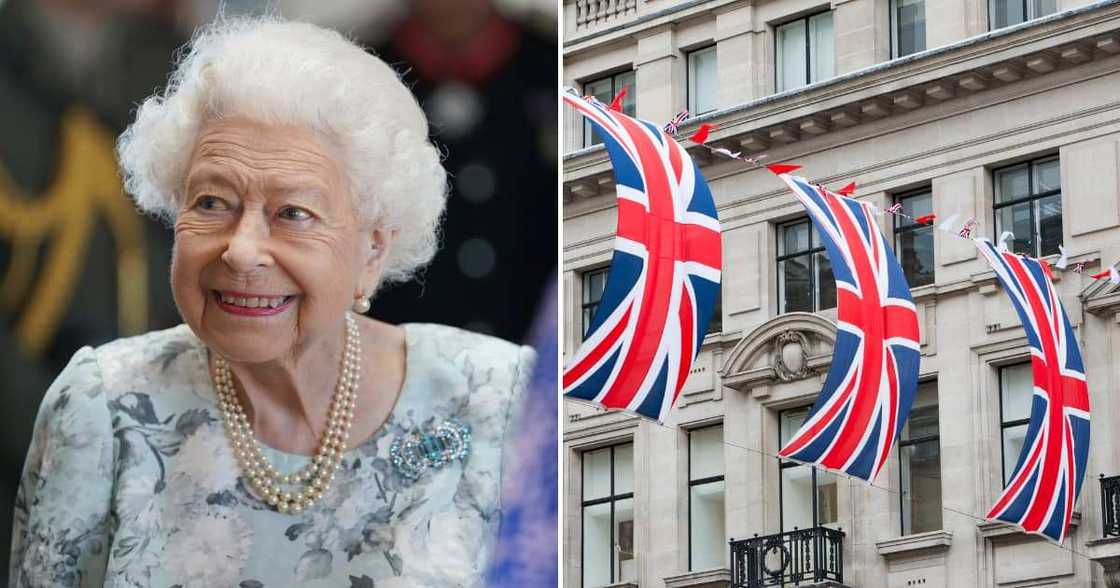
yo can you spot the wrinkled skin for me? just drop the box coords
[171,117,406,454]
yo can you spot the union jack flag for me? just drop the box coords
[771,167,921,482]
[562,91,722,422]
[975,239,1090,544]
[664,109,689,135]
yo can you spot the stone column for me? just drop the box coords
[832,0,889,75]
[714,4,764,107]
[635,24,681,125]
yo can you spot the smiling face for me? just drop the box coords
[171,117,390,364]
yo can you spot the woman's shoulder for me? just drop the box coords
[80,323,205,400]
[401,323,536,397]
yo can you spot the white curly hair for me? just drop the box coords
[117,14,447,285]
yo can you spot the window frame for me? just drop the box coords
[581,443,636,587]
[889,0,927,58]
[687,424,725,571]
[774,10,834,93]
[897,380,941,536]
[776,218,834,314]
[582,71,636,147]
[686,45,719,118]
[778,406,833,531]
[998,363,1033,487]
[992,155,1062,258]
[581,267,610,339]
[892,187,935,288]
[989,0,1057,30]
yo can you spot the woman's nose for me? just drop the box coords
[221,212,274,272]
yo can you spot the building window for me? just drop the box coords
[779,407,839,530]
[707,289,723,335]
[891,0,926,57]
[993,156,1062,258]
[775,11,835,92]
[689,425,726,570]
[999,363,1033,485]
[582,268,609,339]
[893,188,935,288]
[687,46,718,117]
[582,443,635,587]
[899,381,942,535]
[584,71,636,147]
[990,0,1056,30]
[777,219,836,314]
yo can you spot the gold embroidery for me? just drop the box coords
[0,107,148,357]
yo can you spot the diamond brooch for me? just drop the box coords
[390,418,472,481]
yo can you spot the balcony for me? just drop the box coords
[1087,475,1120,588]
[1104,475,1120,538]
[730,527,845,588]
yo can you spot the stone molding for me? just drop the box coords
[977,511,1081,542]
[720,312,837,392]
[1085,536,1120,588]
[663,567,732,587]
[876,529,954,559]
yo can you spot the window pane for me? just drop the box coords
[690,480,726,570]
[997,201,1034,256]
[991,0,1025,28]
[615,71,637,117]
[895,0,926,57]
[583,502,612,586]
[584,447,613,500]
[994,164,1029,203]
[584,270,607,304]
[781,221,811,255]
[1002,423,1029,485]
[900,439,942,534]
[904,382,939,440]
[615,498,636,581]
[1033,158,1060,193]
[781,465,815,530]
[780,256,812,313]
[1029,0,1057,18]
[689,47,718,115]
[777,19,807,92]
[1037,193,1062,257]
[707,289,723,335]
[690,426,724,480]
[780,407,810,446]
[1000,363,1033,423]
[614,443,634,495]
[816,469,839,526]
[808,12,835,83]
[583,306,596,338]
[898,226,935,288]
[896,191,933,227]
[815,251,836,310]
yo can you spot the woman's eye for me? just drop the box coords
[279,207,313,221]
[195,195,227,211]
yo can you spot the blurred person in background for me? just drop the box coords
[0,0,556,584]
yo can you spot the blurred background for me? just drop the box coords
[0,0,557,582]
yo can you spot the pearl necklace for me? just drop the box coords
[212,313,360,514]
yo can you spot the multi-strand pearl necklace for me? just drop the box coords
[212,313,360,514]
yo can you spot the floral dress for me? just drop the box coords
[10,322,534,588]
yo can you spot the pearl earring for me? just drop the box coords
[352,294,371,314]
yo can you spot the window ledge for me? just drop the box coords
[664,567,731,588]
[876,530,953,559]
[602,582,640,588]
[977,511,1081,542]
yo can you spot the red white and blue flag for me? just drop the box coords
[562,90,722,422]
[771,166,921,482]
[975,239,1090,544]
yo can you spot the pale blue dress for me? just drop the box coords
[10,322,535,588]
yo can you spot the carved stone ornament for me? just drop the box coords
[772,330,812,382]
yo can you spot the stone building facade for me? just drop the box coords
[561,0,1120,586]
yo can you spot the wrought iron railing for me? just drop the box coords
[1103,474,1120,538]
[730,526,845,588]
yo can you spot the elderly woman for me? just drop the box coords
[10,15,535,588]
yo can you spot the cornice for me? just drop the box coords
[563,1,1120,202]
